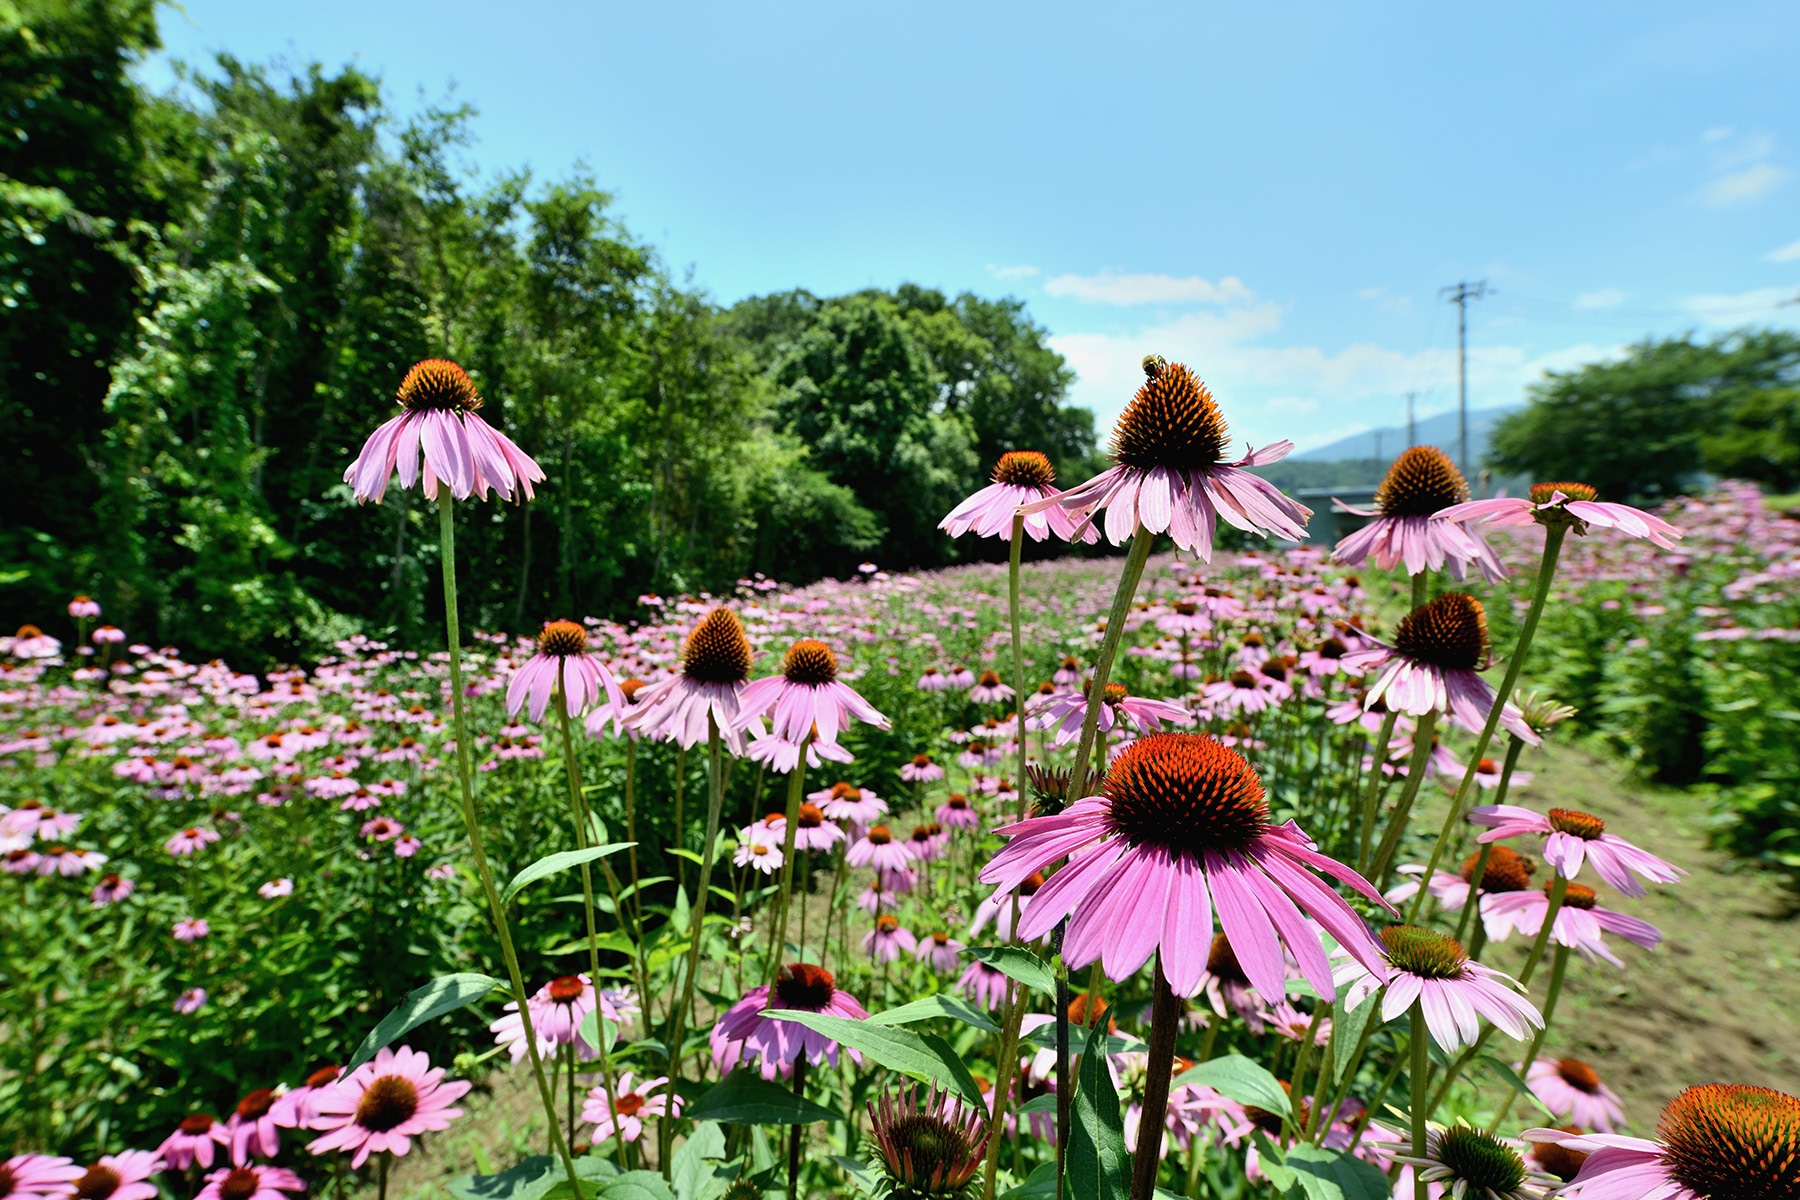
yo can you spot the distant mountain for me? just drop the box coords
[1292,405,1519,464]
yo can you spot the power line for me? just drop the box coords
[1439,280,1489,479]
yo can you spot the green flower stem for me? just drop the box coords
[1518,874,1569,987]
[1010,513,1030,820]
[1131,957,1183,1200]
[671,745,688,895]
[1450,735,1525,944]
[1287,1005,1327,1109]
[436,492,580,1191]
[1355,711,1400,875]
[1494,944,1570,1126]
[662,719,727,1180]
[787,1057,808,1200]
[624,737,642,931]
[1313,1010,1377,1146]
[1411,1001,1429,1200]
[1369,709,1440,887]
[1411,569,1428,611]
[1067,530,1155,799]
[765,761,807,987]
[1349,1040,1410,1153]
[554,663,626,1171]
[1407,524,1568,924]
[980,978,1029,1200]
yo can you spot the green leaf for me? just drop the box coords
[964,945,1056,997]
[447,1157,560,1200]
[348,973,503,1072]
[1172,1054,1291,1119]
[501,843,634,905]
[542,1171,675,1200]
[1254,1133,1297,1193]
[764,1010,985,1112]
[684,1070,845,1126]
[829,1155,881,1195]
[1332,992,1380,1087]
[670,1122,731,1200]
[999,1162,1059,1200]
[865,993,1000,1034]
[1280,1144,1392,1200]
[1478,1056,1550,1114]
[1021,1024,1145,1056]
[1016,1093,1057,1116]
[1066,1018,1130,1200]
[666,847,705,866]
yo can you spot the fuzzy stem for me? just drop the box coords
[787,1057,808,1200]
[1009,513,1030,819]
[662,719,727,1178]
[766,762,807,987]
[1355,711,1400,874]
[554,663,625,1171]
[1407,524,1568,923]
[1067,531,1154,799]
[436,493,579,1190]
[1452,844,1493,947]
[1131,958,1183,1200]
[1495,944,1569,1125]
[1411,1001,1429,1200]
[1369,709,1440,887]
[1519,874,1569,987]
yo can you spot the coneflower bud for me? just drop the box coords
[395,359,483,413]
[681,608,752,684]
[1110,360,1230,472]
[1392,593,1490,671]
[781,639,838,686]
[990,450,1055,489]
[1373,446,1471,516]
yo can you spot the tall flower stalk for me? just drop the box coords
[437,494,579,1190]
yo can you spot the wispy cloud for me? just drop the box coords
[1574,288,1627,310]
[1699,162,1787,206]
[985,263,1039,280]
[1767,238,1800,264]
[1042,270,1253,306]
[1047,301,1613,453]
[1682,285,1797,318]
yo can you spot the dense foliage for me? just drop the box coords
[1489,328,1800,501]
[1494,483,1800,880]
[0,1,1097,667]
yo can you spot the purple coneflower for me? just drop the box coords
[271,1067,342,1131]
[935,792,980,830]
[916,668,952,693]
[864,914,917,963]
[91,873,135,907]
[488,975,615,1063]
[1030,681,1190,746]
[710,962,869,1080]
[1381,1123,1556,1200]
[65,1151,162,1200]
[227,1087,282,1163]
[1526,1083,1800,1199]
[582,1072,680,1145]
[305,1045,470,1168]
[940,449,1095,543]
[1023,358,1310,559]
[258,878,294,899]
[1332,926,1541,1053]
[847,825,913,873]
[733,639,889,771]
[777,804,846,852]
[916,931,965,973]
[899,754,944,784]
[505,620,624,727]
[733,829,783,875]
[1344,593,1538,742]
[164,826,220,857]
[173,918,210,943]
[0,1155,82,1200]
[867,1086,990,1199]
[159,1114,231,1170]
[1387,845,1537,913]
[68,595,101,619]
[1438,481,1682,549]
[35,845,105,877]
[979,732,1390,1001]
[344,359,544,504]
[967,669,1014,705]
[1332,446,1505,581]
[1526,1059,1627,1133]
[173,988,208,1014]
[814,780,889,826]
[195,1166,305,1200]
[957,961,1011,1011]
[1481,881,1661,966]
[625,608,755,753]
[1468,805,1683,898]
[1198,933,1272,1032]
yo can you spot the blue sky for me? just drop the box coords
[142,1,1800,453]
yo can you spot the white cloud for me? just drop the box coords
[1767,238,1800,263]
[1042,270,1254,306]
[1357,286,1388,300]
[1048,304,1615,454]
[1682,285,1798,319]
[1699,163,1788,207]
[1703,125,1735,142]
[1574,288,1627,310]
[985,263,1039,280]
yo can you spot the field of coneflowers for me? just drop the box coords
[2,357,1794,1200]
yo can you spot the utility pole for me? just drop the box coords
[1440,280,1488,478]
[1405,391,1417,449]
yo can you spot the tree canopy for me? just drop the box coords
[1489,329,1800,500]
[0,1,1097,663]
